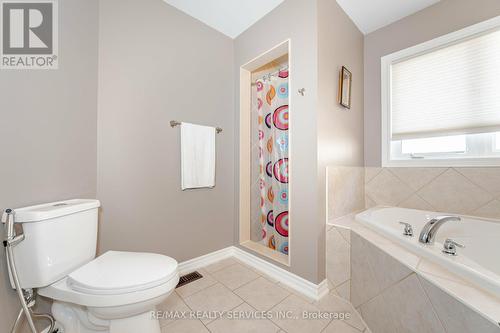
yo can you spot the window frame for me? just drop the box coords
[495,133,500,152]
[381,15,500,167]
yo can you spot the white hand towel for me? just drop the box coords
[181,122,216,190]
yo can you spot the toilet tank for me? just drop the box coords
[3,199,100,289]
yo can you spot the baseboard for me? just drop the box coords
[178,246,329,301]
[178,247,233,275]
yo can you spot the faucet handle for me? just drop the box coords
[442,238,465,256]
[399,222,414,237]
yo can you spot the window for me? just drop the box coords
[381,17,500,166]
[401,135,466,155]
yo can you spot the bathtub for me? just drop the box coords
[355,207,500,299]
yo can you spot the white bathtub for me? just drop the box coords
[355,207,500,299]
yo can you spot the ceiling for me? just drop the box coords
[336,0,440,34]
[163,0,285,39]
[163,0,440,38]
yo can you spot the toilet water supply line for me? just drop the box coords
[2,209,56,333]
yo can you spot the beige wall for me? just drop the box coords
[0,0,99,331]
[234,0,363,284]
[234,0,323,283]
[364,0,500,166]
[318,0,364,245]
[318,0,364,168]
[97,0,235,262]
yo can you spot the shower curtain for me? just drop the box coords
[252,69,289,255]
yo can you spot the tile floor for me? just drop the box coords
[158,258,370,333]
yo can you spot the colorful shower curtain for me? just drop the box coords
[253,69,289,255]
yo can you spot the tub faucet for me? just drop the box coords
[419,216,461,244]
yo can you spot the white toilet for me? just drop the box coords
[4,199,179,333]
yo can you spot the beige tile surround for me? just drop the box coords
[365,167,500,220]
[352,232,500,333]
[328,167,365,220]
[326,223,351,300]
[328,166,500,221]
[326,165,500,333]
[159,258,369,333]
[327,216,500,333]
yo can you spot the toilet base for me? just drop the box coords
[109,312,160,333]
[52,301,160,333]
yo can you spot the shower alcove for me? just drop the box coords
[239,40,290,266]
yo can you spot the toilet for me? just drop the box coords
[4,199,179,333]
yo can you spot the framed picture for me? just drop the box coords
[339,66,352,109]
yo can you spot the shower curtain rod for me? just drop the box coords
[251,66,289,85]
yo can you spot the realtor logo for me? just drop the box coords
[1,0,58,69]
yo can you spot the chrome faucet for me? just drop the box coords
[418,216,461,244]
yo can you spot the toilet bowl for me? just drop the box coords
[2,199,179,333]
[38,251,179,333]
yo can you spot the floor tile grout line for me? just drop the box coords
[180,261,290,308]
[231,274,262,293]
[179,262,265,329]
[231,275,293,313]
[267,293,295,331]
[176,260,241,300]
[351,305,371,332]
[317,293,368,333]
[271,293,335,333]
[233,274,288,299]
[203,299,247,331]
[169,285,213,332]
[212,263,263,292]
[175,276,218,300]
[176,259,367,333]
[158,291,194,329]
[320,319,364,333]
[239,301,285,332]
[275,282,318,303]
[200,286,245,327]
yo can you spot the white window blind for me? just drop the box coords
[391,28,500,140]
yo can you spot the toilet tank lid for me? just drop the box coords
[4,199,100,223]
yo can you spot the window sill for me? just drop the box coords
[382,157,500,168]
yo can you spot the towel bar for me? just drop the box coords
[170,120,222,134]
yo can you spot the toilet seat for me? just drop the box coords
[38,251,179,308]
[68,251,178,295]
